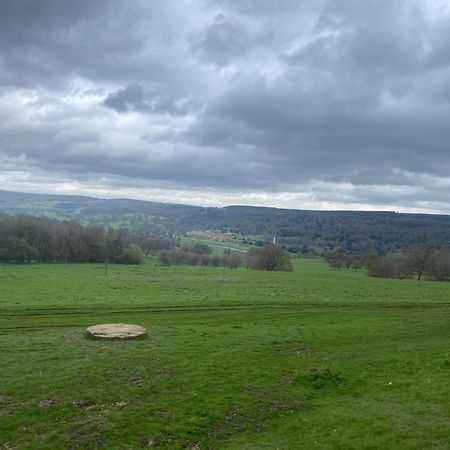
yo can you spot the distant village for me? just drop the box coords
[185,229,236,242]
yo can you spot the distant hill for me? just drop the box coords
[1,189,449,254]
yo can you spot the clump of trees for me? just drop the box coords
[324,242,450,282]
[0,215,145,264]
[247,244,293,271]
[368,243,450,281]
[139,237,176,255]
[158,243,292,271]
[324,247,353,269]
[158,247,241,269]
[324,247,377,271]
[367,255,411,279]
[118,244,146,264]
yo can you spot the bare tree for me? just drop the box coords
[325,247,352,270]
[368,256,411,279]
[224,252,241,269]
[407,242,439,280]
[428,249,450,281]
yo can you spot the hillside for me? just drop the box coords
[1,189,450,253]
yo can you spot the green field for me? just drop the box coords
[1,260,449,449]
[181,237,253,256]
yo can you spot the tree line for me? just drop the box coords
[158,248,242,269]
[158,244,293,271]
[0,215,145,264]
[0,215,293,271]
[325,243,450,281]
[4,190,450,255]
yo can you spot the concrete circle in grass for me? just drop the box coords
[86,323,147,340]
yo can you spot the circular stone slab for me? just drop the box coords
[86,323,147,339]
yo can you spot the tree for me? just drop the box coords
[407,242,439,280]
[325,247,352,270]
[249,244,292,271]
[224,252,241,269]
[118,244,146,264]
[351,259,362,271]
[358,251,378,268]
[210,255,221,267]
[83,225,106,263]
[367,255,411,279]
[158,250,172,266]
[427,249,450,281]
[187,253,200,266]
[200,255,211,266]
[140,237,174,255]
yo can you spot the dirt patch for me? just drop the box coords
[64,430,88,440]
[281,376,295,385]
[64,429,90,449]
[0,395,13,403]
[242,385,271,398]
[269,402,288,410]
[295,347,313,354]
[140,434,160,447]
[1,442,18,450]
[86,323,147,339]
[72,399,95,408]
[39,399,62,408]
[276,346,313,355]
[225,405,241,421]
[0,408,14,417]
[157,411,171,421]
[113,400,129,407]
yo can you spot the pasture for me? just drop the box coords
[0,260,449,449]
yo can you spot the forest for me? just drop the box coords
[0,215,145,264]
[1,189,450,254]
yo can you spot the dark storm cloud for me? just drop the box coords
[0,0,204,92]
[1,0,450,211]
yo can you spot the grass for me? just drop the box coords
[181,237,254,255]
[0,259,449,449]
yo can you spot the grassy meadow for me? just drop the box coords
[0,259,449,449]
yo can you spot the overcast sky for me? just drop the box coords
[1,0,450,213]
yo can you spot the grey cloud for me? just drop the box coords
[207,0,318,17]
[0,1,206,95]
[190,14,251,66]
[53,130,101,145]
[1,0,450,212]
[102,84,184,114]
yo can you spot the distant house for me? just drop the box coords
[186,229,234,242]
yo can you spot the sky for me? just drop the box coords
[1,0,450,213]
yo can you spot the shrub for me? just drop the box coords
[118,244,146,264]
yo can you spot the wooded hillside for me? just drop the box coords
[1,190,449,254]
